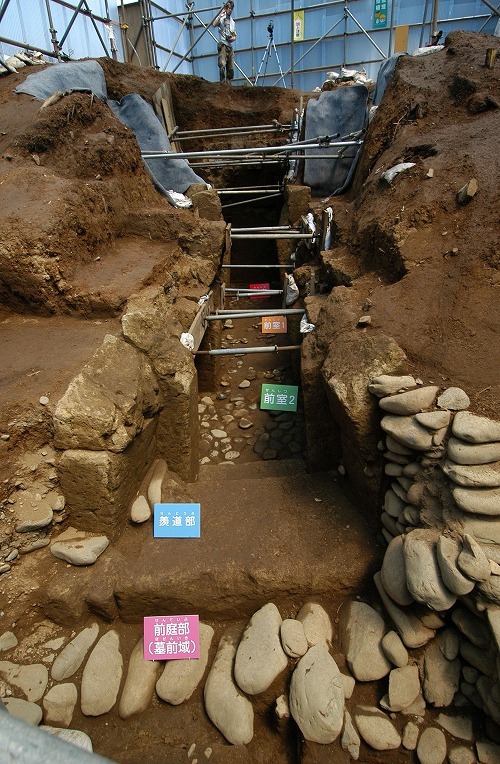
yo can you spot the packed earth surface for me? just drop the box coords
[0,29,499,764]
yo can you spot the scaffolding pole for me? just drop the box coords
[193,345,301,356]
[216,308,295,313]
[162,2,191,71]
[207,309,305,319]
[221,194,283,209]
[222,262,296,266]
[224,289,283,295]
[141,138,360,160]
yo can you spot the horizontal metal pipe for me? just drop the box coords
[231,226,293,232]
[221,193,284,209]
[217,189,282,195]
[224,289,283,295]
[0,35,60,58]
[191,161,282,169]
[230,233,314,240]
[193,154,349,168]
[176,123,290,136]
[218,185,282,191]
[141,139,359,161]
[208,309,305,319]
[175,129,289,141]
[193,345,301,356]
[222,264,294,268]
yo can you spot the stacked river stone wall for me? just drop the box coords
[369,374,500,731]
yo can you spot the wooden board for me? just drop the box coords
[187,291,214,352]
[152,82,181,152]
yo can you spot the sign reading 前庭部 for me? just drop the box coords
[260,383,298,412]
[154,503,201,538]
[143,615,200,660]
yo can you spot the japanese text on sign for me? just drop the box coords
[260,383,298,412]
[249,283,270,300]
[144,615,200,660]
[154,503,201,538]
[373,0,387,27]
[261,315,287,334]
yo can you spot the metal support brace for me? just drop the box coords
[221,264,294,268]
[230,233,314,240]
[193,345,301,356]
[206,309,305,320]
[224,289,283,296]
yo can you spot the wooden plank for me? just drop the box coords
[152,82,181,152]
[188,291,214,352]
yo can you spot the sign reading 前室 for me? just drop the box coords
[260,383,298,412]
[261,315,287,334]
[143,615,200,660]
[154,503,201,538]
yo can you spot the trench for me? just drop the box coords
[1,103,383,764]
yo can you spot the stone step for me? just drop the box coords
[111,465,381,623]
[194,457,307,484]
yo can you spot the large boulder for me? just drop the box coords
[54,334,160,453]
[204,627,254,745]
[289,645,345,744]
[404,529,456,611]
[234,604,288,695]
[339,601,391,681]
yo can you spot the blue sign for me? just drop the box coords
[373,0,388,27]
[154,503,201,538]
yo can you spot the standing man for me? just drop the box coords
[213,2,236,84]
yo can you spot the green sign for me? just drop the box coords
[260,384,298,412]
[373,0,388,27]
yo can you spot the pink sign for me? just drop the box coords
[143,615,200,660]
[249,282,270,300]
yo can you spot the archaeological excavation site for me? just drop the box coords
[0,28,499,764]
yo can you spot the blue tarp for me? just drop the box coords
[14,61,205,201]
[303,85,368,197]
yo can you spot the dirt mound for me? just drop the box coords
[314,30,499,420]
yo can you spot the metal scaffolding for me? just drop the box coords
[0,0,495,89]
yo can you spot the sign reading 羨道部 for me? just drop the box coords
[261,315,287,334]
[260,383,298,412]
[143,615,200,660]
[154,503,200,538]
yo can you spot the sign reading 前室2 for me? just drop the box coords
[154,503,201,538]
[260,383,299,412]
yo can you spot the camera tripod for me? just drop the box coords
[255,20,286,87]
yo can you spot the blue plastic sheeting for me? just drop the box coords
[14,62,205,201]
[303,86,368,197]
[107,93,206,195]
[373,52,407,105]
[14,60,107,101]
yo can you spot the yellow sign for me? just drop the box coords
[262,315,288,334]
[394,25,409,53]
[293,11,304,41]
